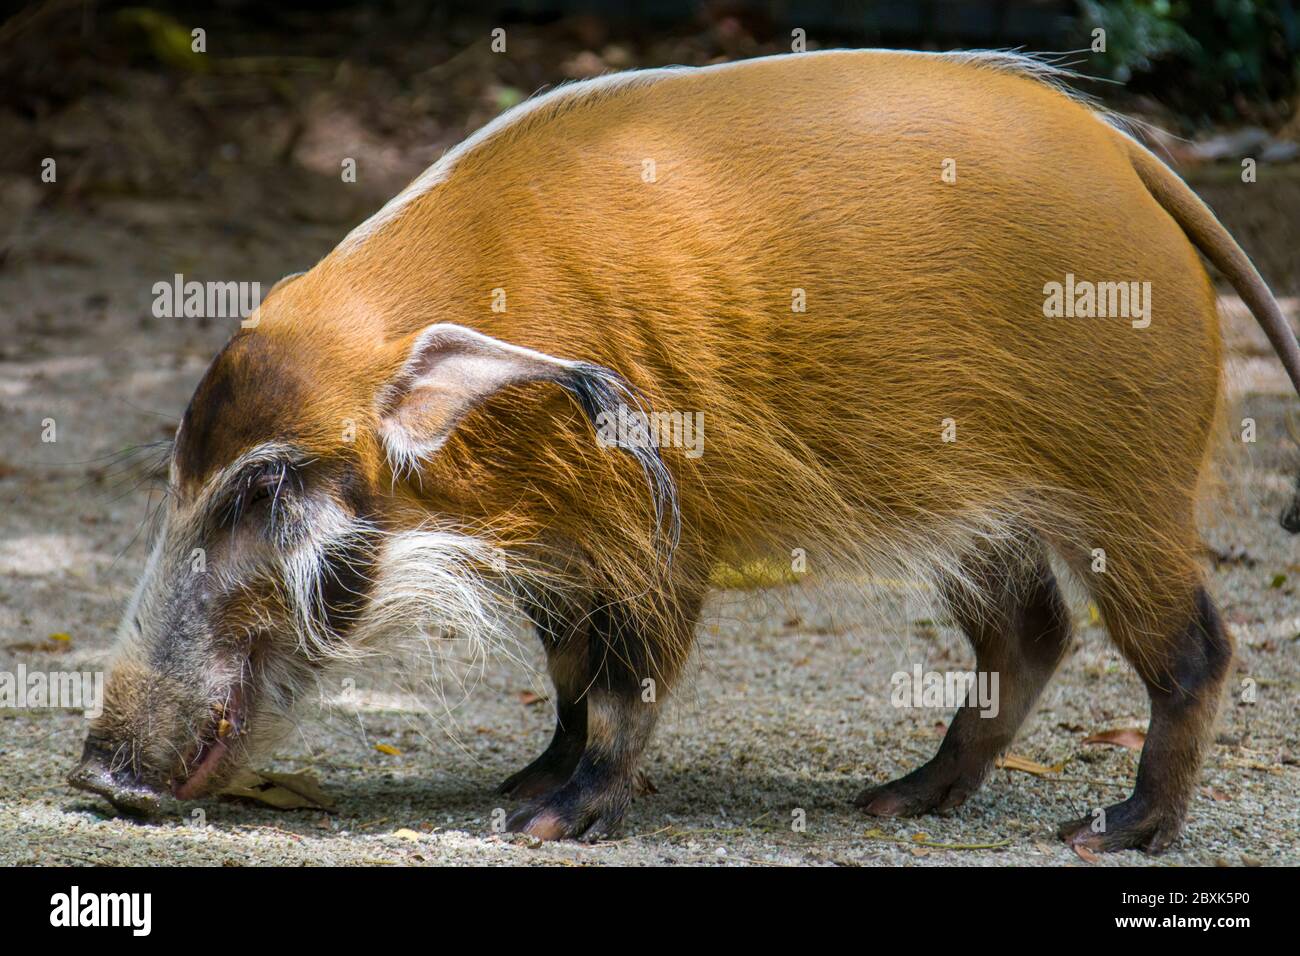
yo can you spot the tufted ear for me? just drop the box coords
[378,324,575,461]
[376,323,679,543]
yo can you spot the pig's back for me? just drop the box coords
[329,50,1219,538]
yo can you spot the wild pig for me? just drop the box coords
[71,50,1300,851]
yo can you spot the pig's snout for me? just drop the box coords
[68,736,164,815]
[68,660,240,813]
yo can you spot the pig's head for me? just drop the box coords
[70,275,674,813]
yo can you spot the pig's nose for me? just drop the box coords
[68,737,162,814]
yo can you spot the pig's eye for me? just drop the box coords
[247,480,275,505]
[244,472,289,516]
[217,465,295,528]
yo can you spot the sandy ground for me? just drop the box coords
[0,184,1297,867]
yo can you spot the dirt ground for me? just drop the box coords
[0,160,1297,867]
[3,12,1300,864]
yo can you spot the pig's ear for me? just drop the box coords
[377,323,679,543]
[378,324,580,460]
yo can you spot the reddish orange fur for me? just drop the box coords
[78,50,1300,848]
[245,51,1284,665]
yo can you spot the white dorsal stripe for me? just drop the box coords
[332,49,1092,255]
[334,63,693,253]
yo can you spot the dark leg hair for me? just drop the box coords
[859,540,1073,816]
[1058,585,1232,852]
[506,587,702,841]
[497,594,589,799]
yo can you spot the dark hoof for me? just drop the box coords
[855,759,984,817]
[496,764,572,801]
[505,781,629,843]
[496,745,584,800]
[1057,798,1183,854]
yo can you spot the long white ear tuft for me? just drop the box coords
[378,323,575,467]
[376,323,680,546]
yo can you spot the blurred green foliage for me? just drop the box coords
[114,7,210,73]
[1079,0,1196,81]
[1081,0,1299,118]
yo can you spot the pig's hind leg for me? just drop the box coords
[858,540,1073,816]
[1056,574,1232,854]
[506,590,701,841]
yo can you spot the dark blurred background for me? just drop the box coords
[2,0,1299,292]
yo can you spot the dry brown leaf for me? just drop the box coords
[1083,727,1146,750]
[219,769,335,810]
[997,753,1065,775]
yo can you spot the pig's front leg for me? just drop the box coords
[497,602,588,799]
[505,685,657,841]
[506,594,699,841]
